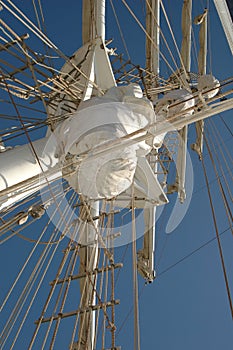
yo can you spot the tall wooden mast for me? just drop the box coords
[146,0,160,75]
[192,9,208,159]
[137,0,160,284]
[175,0,192,203]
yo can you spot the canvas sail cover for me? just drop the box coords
[154,89,195,121]
[56,84,163,199]
[197,74,220,99]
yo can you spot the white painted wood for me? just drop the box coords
[214,0,233,55]
[0,137,59,211]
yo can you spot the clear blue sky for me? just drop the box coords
[0,1,232,349]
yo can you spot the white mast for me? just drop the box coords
[174,0,192,203]
[82,0,106,44]
[192,9,208,158]
[74,2,107,349]
[137,0,160,283]
[146,0,160,75]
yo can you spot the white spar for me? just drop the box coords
[0,137,59,211]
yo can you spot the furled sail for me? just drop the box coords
[57,84,166,200]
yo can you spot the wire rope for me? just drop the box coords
[0,98,46,115]
[40,226,77,349]
[0,2,232,348]
[1,74,75,242]
[131,187,141,350]
[29,224,83,349]
[158,0,189,80]
[0,0,103,94]
[204,131,233,234]
[10,191,78,349]
[0,186,73,245]
[115,226,231,340]
[157,226,231,277]
[220,115,233,137]
[0,182,72,314]
[49,246,79,350]
[201,149,233,319]
[121,0,187,87]
[207,120,233,201]
[209,118,233,172]
[110,0,131,60]
[0,33,86,100]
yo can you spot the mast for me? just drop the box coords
[191,9,208,159]
[146,0,160,75]
[83,0,105,44]
[75,2,104,350]
[137,0,160,284]
[180,0,192,75]
[176,0,192,203]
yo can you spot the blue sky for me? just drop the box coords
[0,1,233,349]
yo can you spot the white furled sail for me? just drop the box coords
[56,84,166,201]
[197,74,220,99]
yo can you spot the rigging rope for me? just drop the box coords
[131,187,141,350]
[110,0,131,60]
[121,0,187,87]
[206,121,233,206]
[0,0,103,94]
[220,116,233,137]
[0,98,46,115]
[201,148,233,319]
[0,185,72,245]
[158,0,188,82]
[0,185,75,317]
[0,30,86,101]
[158,227,231,277]
[204,134,233,234]
[208,120,233,180]
[116,225,231,340]
[11,191,78,350]
[0,73,74,241]
[41,241,79,350]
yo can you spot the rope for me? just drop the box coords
[131,186,141,350]
[207,120,233,202]
[220,116,233,137]
[0,73,68,228]
[26,193,78,350]
[208,120,233,180]
[158,227,231,277]
[0,184,73,313]
[0,187,72,245]
[0,29,89,99]
[121,0,187,86]
[0,0,103,94]
[110,0,131,60]
[43,242,79,350]
[201,151,233,319]
[1,98,46,115]
[2,191,78,349]
[204,133,233,234]
[158,0,188,83]
[116,226,231,339]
